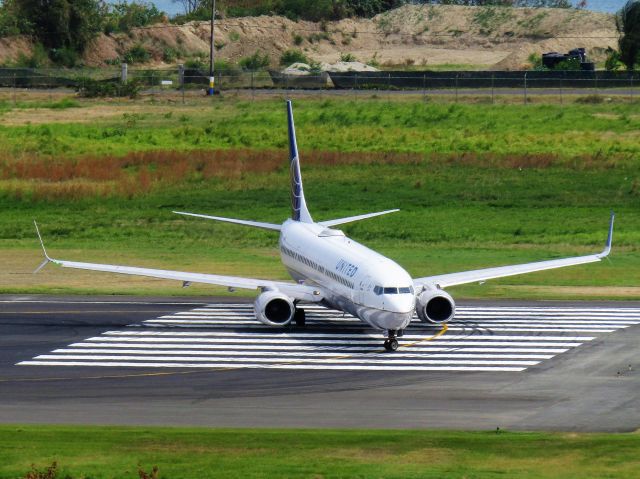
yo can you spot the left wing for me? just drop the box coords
[414,212,614,289]
[33,222,323,302]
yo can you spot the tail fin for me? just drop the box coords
[286,100,313,223]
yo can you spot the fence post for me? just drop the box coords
[455,73,459,103]
[12,72,16,106]
[560,71,564,105]
[423,73,426,102]
[631,73,635,104]
[524,71,528,105]
[251,70,254,101]
[121,63,128,84]
[491,72,495,104]
[594,71,598,98]
[178,63,185,104]
[354,72,358,101]
[387,72,391,102]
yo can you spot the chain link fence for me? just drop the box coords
[0,66,638,104]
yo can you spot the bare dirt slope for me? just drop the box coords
[5,5,619,70]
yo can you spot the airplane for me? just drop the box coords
[34,100,615,351]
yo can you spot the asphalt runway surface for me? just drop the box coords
[1,295,639,431]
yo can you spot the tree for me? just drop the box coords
[7,0,104,55]
[617,0,640,70]
[173,0,203,15]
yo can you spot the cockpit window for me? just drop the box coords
[375,285,414,295]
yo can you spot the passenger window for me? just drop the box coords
[383,287,398,294]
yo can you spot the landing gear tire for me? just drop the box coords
[294,308,306,327]
[384,338,398,351]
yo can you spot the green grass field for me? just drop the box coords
[1,426,639,478]
[0,97,638,298]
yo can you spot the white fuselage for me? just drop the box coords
[279,219,415,331]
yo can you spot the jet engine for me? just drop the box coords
[416,288,455,324]
[254,291,295,327]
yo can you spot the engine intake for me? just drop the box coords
[254,291,295,327]
[416,288,455,324]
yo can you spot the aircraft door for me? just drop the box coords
[356,276,373,305]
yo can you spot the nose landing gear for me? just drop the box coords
[383,330,399,351]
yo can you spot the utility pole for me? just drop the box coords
[207,0,216,95]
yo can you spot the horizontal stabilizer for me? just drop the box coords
[319,209,400,228]
[173,211,281,231]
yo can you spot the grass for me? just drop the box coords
[0,99,639,158]
[0,98,638,298]
[0,425,639,478]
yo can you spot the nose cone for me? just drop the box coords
[385,294,416,314]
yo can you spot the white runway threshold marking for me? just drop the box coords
[18,305,640,372]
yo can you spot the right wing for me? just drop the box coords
[414,212,614,289]
[34,223,322,302]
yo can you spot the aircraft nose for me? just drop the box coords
[385,295,415,314]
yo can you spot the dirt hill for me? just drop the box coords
[3,5,619,70]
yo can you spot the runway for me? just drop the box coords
[1,295,639,431]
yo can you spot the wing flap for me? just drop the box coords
[51,258,322,302]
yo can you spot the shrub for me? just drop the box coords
[280,49,308,66]
[76,77,141,98]
[185,59,204,70]
[555,57,582,71]
[293,33,304,45]
[123,44,150,64]
[340,52,357,62]
[14,43,48,68]
[49,46,78,67]
[162,46,179,63]
[239,51,270,71]
[605,47,623,71]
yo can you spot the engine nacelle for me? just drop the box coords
[254,291,295,327]
[416,288,455,324]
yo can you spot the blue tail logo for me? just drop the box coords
[286,101,313,223]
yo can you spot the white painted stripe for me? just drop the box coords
[155,316,638,326]
[458,307,640,312]
[456,311,640,317]
[451,327,613,333]
[17,361,527,371]
[451,320,639,325]
[32,355,541,366]
[68,342,571,353]
[197,306,640,314]
[102,331,594,341]
[50,349,555,360]
[143,320,616,333]
[82,338,584,348]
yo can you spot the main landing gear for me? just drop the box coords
[294,308,306,327]
[384,330,400,351]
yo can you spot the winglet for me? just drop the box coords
[598,211,615,258]
[33,220,52,273]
